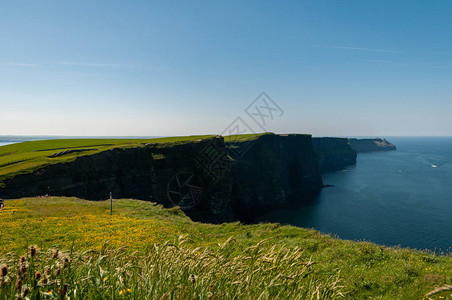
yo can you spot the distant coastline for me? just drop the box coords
[0,135,163,147]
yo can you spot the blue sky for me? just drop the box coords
[1,0,451,136]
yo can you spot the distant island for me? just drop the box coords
[348,138,397,152]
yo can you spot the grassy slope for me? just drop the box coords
[223,132,311,143]
[1,197,451,299]
[223,132,269,142]
[0,135,214,183]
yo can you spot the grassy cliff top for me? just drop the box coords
[1,197,451,299]
[0,133,310,183]
[0,135,214,183]
[223,132,312,143]
[223,132,269,142]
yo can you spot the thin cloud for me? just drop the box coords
[1,63,42,67]
[310,45,402,53]
[351,59,452,69]
[355,59,394,63]
[1,62,131,68]
[54,62,129,67]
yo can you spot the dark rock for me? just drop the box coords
[48,149,96,158]
[312,137,357,172]
[227,133,323,213]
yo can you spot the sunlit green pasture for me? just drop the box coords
[0,197,451,299]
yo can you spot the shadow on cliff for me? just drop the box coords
[236,189,323,224]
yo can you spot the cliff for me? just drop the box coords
[0,134,397,223]
[0,134,322,223]
[226,134,322,218]
[312,137,357,172]
[348,138,396,153]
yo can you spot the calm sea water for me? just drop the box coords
[0,136,60,147]
[258,137,452,252]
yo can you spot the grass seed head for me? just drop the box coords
[19,265,27,275]
[58,284,68,297]
[63,257,69,268]
[35,271,41,280]
[23,287,29,297]
[189,274,196,284]
[15,278,22,290]
[30,246,36,258]
[0,265,8,277]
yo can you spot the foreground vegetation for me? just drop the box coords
[0,237,345,299]
[1,197,451,299]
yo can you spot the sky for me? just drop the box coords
[1,0,451,137]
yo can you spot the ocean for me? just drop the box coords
[1,136,451,252]
[258,137,452,252]
[0,135,64,147]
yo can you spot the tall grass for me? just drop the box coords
[0,236,345,300]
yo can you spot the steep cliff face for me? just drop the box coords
[312,138,357,172]
[227,134,323,212]
[348,138,396,153]
[0,137,233,222]
[0,134,323,223]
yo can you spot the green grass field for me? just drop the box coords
[0,135,215,184]
[223,133,268,142]
[222,132,311,143]
[1,197,451,299]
